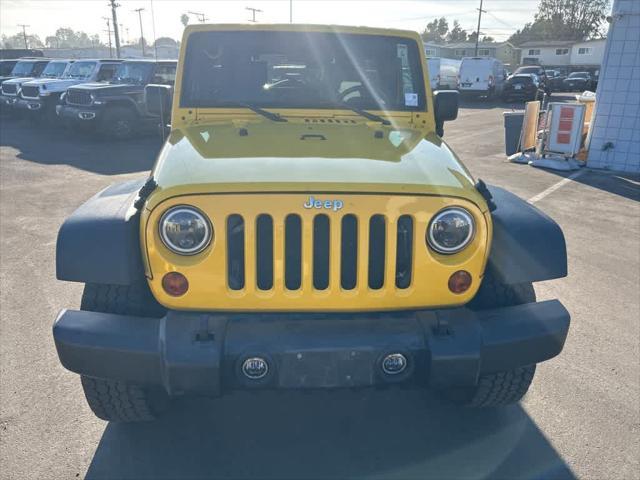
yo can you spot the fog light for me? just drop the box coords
[162,272,189,296]
[448,270,472,294]
[382,353,407,375]
[242,357,269,379]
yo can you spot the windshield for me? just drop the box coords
[11,61,37,77]
[510,76,533,85]
[63,61,96,79]
[112,62,153,85]
[181,31,426,111]
[516,67,543,75]
[569,72,588,78]
[1,61,17,76]
[41,62,68,78]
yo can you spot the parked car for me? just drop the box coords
[563,72,593,92]
[513,65,549,94]
[545,69,566,92]
[0,58,50,110]
[56,59,177,139]
[53,24,570,423]
[502,74,541,102]
[17,59,122,123]
[458,57,506,99]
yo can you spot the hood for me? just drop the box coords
[3,77,35,86]
[0,76,16,84]
[148,121,486,211]
[70,82,142,95]
[23,77,82,92]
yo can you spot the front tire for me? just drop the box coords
[101,106,137,140]
[79,282,167,422]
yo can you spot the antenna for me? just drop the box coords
[246,7,262,23]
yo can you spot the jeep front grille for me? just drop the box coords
[20,86,39,99]
[66,90,92,106]
[2,84,17,96]
[225,212,415,292]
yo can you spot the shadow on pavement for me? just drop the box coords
[86,388,576,480]
[547,169,640,203]
[0,117,162,175]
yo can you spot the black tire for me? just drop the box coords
[101,106,137,140]
[80,376,168,422]
[443,365,537,407]
[468,269,536,311]
[80,282,167,422]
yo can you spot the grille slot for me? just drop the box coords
[340,214,358,290]
[223,210,416,293]
[313,214,330,290]
[20,86,39,98]
[227,215,245,290]
[2,84,17,95]
[368,215,386,289]
[284,214,302,290]
[395,215,414,289]
[66,89,92,106]
[256,215,273,291]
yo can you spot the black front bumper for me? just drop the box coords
[56,103,102,123]
[53,301,570,396]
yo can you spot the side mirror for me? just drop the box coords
[433,90,459,137]
[145,84,173,123]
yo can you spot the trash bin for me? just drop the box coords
[503,111,524,156]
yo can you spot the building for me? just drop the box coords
[423,42,443,57]
[587,0,640,173]
[441,41,520,66]
[519,39,607,72]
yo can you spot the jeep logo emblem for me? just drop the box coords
[303,196,344,212]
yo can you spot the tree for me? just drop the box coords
[180,13,189,27]
[421,17,449,43]
[1,33,44,49]
[482,36,495,42]
[468,31,479,43]
[43,28,101,48]
[508,0,609,45]
[447,20,467,42]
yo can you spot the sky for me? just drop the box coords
[0,0,544,45]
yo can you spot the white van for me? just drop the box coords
[458,57,505,98]
[439,58,460,89]
[426,57,440,91]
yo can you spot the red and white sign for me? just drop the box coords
[546,103,586,155]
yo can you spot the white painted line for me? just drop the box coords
[528,170,585,204]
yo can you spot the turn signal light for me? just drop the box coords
[162,272,189,296]
[448,270,472,294]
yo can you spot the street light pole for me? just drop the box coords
[109,0,121,58]
[17,24,30,49]
[474,0,486,56]
[134,7,146,57]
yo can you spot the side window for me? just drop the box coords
[96,64,117,82]
[152,64,176,85]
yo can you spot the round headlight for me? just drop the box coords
[427,207,475,254]
[159,206,212,255]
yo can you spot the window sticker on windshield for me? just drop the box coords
[405,93,418,107]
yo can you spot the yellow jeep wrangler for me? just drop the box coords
[53,25,570,422]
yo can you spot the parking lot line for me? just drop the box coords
[528,170,585,204]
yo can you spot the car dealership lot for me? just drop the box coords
[1,97,638,479]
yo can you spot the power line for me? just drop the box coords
[102,17,113,58]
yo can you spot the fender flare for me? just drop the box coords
[56,178,146,285]
[485,185,567,285]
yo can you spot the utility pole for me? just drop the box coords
[246,7,262,23]
[474,0,486,56]
[188,11,208,23]
[17,24,29,49]
[109,0,121,58]
[133,7,146,57]
[102,17,113,58]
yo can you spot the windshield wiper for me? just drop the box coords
[238,103,287,122]
[337,103,390,125]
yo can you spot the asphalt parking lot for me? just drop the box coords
[1,95,639,480]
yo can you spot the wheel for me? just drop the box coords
[439,270,538,407]
[79,282,168,422]
[101,106,137,140]
[80,376,168,422]
[468,268,536,311]
[442,365,537,407]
